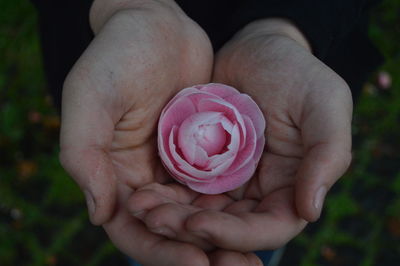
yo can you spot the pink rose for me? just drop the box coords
[158,83,266,194]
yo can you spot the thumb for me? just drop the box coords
[295,143,352,222]
[295,86,352,222]
[60,147,117,225]
[59,71,119,225]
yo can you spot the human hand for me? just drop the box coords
[128,18,352,252]
[58,0,248,264]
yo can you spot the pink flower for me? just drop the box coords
[158,83,266,194]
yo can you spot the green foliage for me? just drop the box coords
[0,1,124,266]
[281,0,400,265]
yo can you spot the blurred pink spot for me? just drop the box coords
[377,71,392,89]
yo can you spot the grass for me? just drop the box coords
[0,0,399,265]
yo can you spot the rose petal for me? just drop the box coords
[178,112,224,164]
[166,127,213,182]
[197,98,247,149]
[186,159,256,194]
[225,115,257,175]
[225,93,266,139]
[158,126,201,183]
[192,145,209,168]
[253,135,265,163]
[206,123,240,170]
[159,96,197,138]
[196,83,240,98]
[195,123,227,156]
[158,96,197,181]
[186,92,220,111]
[170,127,235,181]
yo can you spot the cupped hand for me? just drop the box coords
[129,19,352,252]
[58,0,240,264]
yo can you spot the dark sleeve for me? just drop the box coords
[30,0,93,112]
[176,0,383,100]
[227,0,374,60]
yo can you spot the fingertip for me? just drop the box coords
[295,182,328,222]
[88,185,117,225]
[59,148,118,225]
[245,252,263,266]
[87,175,118,225]
[294,145,351,222]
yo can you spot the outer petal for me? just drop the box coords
[186,159,256,194]
[253,135,265,163]
[161,86,219,116]
[158,126,205,183]
[225,115,257,175]
[196,83,240,98]
[159,88,198,118]
[159,96,197,139]
[225,93,266,139]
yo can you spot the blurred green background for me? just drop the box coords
[0,0,399,265]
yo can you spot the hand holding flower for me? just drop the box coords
[129,18,352,253]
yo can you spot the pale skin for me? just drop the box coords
[60,0,352,265]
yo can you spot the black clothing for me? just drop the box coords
[31,0,383,111]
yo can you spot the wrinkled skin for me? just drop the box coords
[128,20,352,252]
[60,0,352,264]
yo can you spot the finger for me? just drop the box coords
[192,194,235,211]
[186,188,307,251]
[128,183,234,216]
[136,183,237,212]
[128,189,174,219]
[104,207,209,266]
[295,86,353,222]
[137,182,199,203]
[144,202,214,251]
[59,148,116,225]
[127,183,199,218]
[208,250,262,266]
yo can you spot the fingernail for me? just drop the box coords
[132,210,147,220]
[84,190,96,216]
[314,186,327,211]
[149,226,176,238]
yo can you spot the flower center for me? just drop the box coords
[194,123,227,156]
